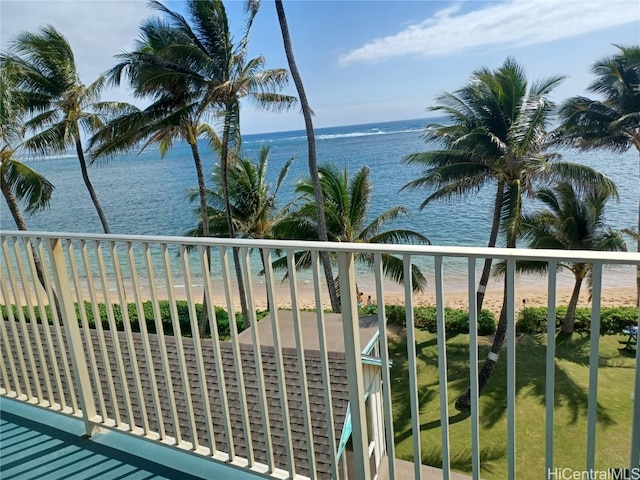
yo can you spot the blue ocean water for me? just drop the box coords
[2,117,637,249]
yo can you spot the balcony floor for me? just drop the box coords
[0,398,258,480]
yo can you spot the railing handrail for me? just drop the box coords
[2,230,639,265]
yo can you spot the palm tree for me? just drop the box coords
[186,145,295,312]
[404,57,568,313]
[554,45,640,306]
[0,61,54,231]
[517,182,626,333]
[2,26,130,234]
[274,0,340,312]
[275,163,429,295]
[186,145,295,241]
[401,58,618,409]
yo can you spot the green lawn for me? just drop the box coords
[388,329,637,479]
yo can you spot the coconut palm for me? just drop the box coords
[274,0,340,312]
[186,145,295,241]
[402,58,618,409]
[515,182,626,333]
[0,61,54,230]
[554,45,640,306]
[275,163,429,295]
[2,26,131,234]
[186,145,295,312]
[97,0,294,323]
[404,57,570,312]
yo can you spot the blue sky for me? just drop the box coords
[2,0,639,134]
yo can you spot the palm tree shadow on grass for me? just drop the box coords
[479,334,615,428]
[421,445,505,477]
[555,331,637,369]
[389,331,505,474]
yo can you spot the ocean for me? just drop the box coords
[1,117,638,288]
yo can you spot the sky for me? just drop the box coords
[1,0,639,135]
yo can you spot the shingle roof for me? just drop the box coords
[2,320,350,479]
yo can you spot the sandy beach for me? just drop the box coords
[2,267,637,317]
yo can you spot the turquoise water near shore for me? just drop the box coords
[1,118,637,288]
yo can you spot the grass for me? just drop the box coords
[388,329,637,479]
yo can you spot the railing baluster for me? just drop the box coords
[199,245,234,463]
[161,243,198,449]
[545,261,557,475]
[468,258,480,480]
[126,242,163,440]
[95,240,134,429]
[374,253,395,480]
[28,237,66,412]
[13,237,51,406]
[239,247,273,474]
[632,306,640,470]
[338,251,371,480]
[586,261,603,471]
[219,246,253,468]
[39,239,78,413]
[262,248,296,477]
[0,272,23,399]
[311,250,339,480]
[80,239,120,427]
[179,244,216,455]
[67,240,107,421]
[143,243,178,444]
[435,256,451,476]
[110,241,148,436]
[403,254,422,480]
[286,249,316,479]
[46,238,96,434]
[2,238,37,400]
[506,258,517,480]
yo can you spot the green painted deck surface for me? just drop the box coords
[0,398,258,480]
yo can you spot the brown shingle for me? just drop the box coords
[2,320,350,479]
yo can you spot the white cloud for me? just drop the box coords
[338,0,640,66]
[1,0,150,96]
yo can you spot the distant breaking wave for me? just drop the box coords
[244,127,424,144]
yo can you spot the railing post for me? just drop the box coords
[337,251,371,480]
[47,238,97,435]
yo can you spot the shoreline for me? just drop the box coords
[3,271,637,318]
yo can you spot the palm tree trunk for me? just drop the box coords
[456,226,516,410]
[561,274,584,334]
[275,0,340,313]
[2,178,29,232]
[189,140,211,338]
[220,109,250,325]
[74,137,110,234]
[2,179,62,323]
[477,181,505,312]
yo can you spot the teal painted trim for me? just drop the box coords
[336,381,378,461]
[361,330,380,355]
[361,354,393,367]
[0,398,262,480]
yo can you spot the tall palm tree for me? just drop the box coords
[554,45,640,306]
[2,26,130,234]
[517,182,626,333]
[404,57,568,312]
[97,0,294,322]
[274,0,340,312]
[402,58,618,409]
[275,163,429,295]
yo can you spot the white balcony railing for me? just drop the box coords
[1,230,639,480]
